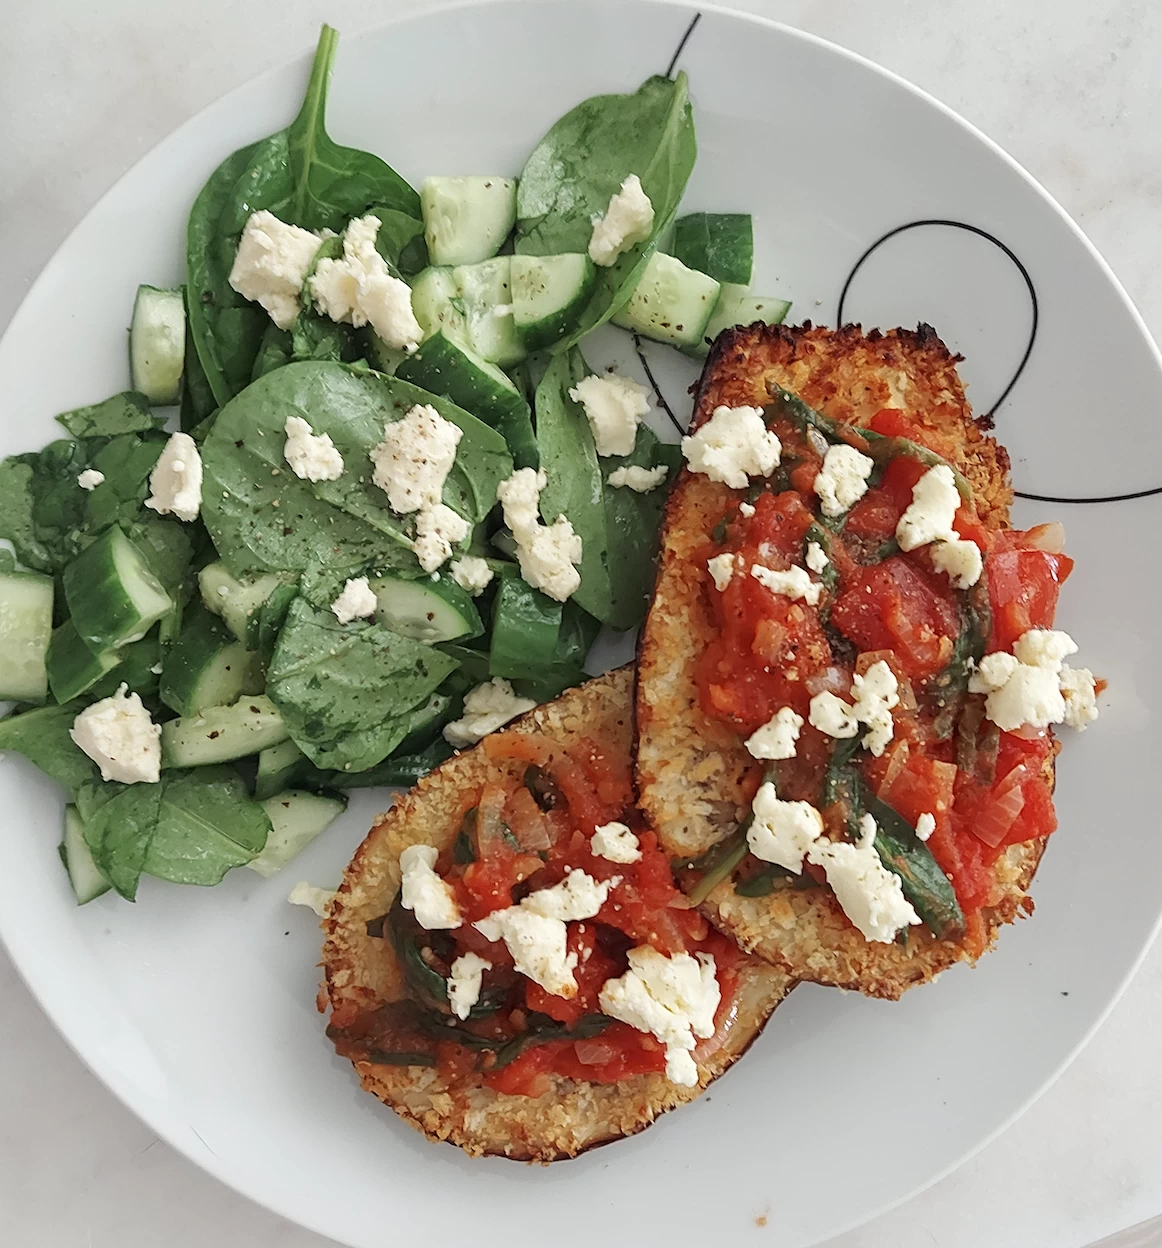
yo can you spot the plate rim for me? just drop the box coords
[1,1,1159,1244]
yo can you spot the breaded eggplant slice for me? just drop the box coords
[322,667,792,1162]
[635,322,1050,1000]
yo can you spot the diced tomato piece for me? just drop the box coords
[831,557,960,680]
[524,925,621,1023]
[743,490,817,561]
[986,547,1073,651]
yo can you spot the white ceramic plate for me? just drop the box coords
[1,3,1158,1245]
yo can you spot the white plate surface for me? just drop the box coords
[0,3,1158,1245]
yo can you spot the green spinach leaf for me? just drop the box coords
[186,24,422,406]
[82,766,270,901]
[0,702,99,799]
[200,361,511,578]
[515,73,697,349]
[266,598,458,772]
[56,392,164,438]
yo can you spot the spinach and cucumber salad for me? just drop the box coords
[0,25,793,907]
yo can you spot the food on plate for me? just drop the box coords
[322,667,791,1160]
[636,323,1100,998]
[1,27,799,908]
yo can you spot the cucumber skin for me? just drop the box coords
[46,621,120,704]
[254,739,306,801]
[489,576,562,680]
[0,570,55,703]
[160,607,263,716]
[63,525,174,653]
[396,332,538,469]
[61,805,111,905]
[511,253,598,353]
[370,573,483,643]
[610,253,721,348]
[160,695,290,768]
[690,284,792,358]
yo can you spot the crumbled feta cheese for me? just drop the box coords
[287,881,335,918]
[707,553,735,592]
[969,629,1086,731]
[745,707,804,761]
[747,781,824,872]
[449,556,494,596]
[598,946,720,1087]
[283,416,344,482]
[739,501,756,517]
[751,563,822,606]
[813,443,874,518]
[371,403,462,513]
[607,464,669,492]
[915,812,936,842]
[145,431,202,522]
[569,373,651,457]
[330,576,377,624]
[521,870,616,922]
[69,684,161,784]
[398,844,462,930]
[496,468,582,602]
[896,464,960,551]
[413,503,470,572]
[805,540,829,574]
[808,660,899,756]
[229,209,321,329]
[588,174,655,266]
[809,690,860,739]
[1060,666,1099,730]
[476,906,577,997]
[806,816,921,943]
[447,952,492,1021]
[591,821,642,864]
[931,537,983,589]
[443,678,537,748]
[77,469,104,490]
[310,214,423,352]
[681,405,781,489]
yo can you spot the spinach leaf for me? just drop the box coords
[181,290,218,433]
[534,352,614,621]
[56,392,164,438]
[369,205,427,275]
[186,25,422,405]
[671,212,753,286]
[200,361,511,578]
[250,324,294,382]
[516,73,697,349]
[0,442,91,573]
[82,766,270,901]
[267,597,458,772]
[0,703,99,799]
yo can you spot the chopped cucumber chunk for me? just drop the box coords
[46,620,120,704]
[421,176,518,266]
[453,257,524,367]
[370,574,482,643]
[88,634,161,700]
[511,253,597,352]
[611,252,721,348]
[672,213,753,286]
[63,525,174,653]
[160,694,289,768]
[130,285,186,405]
[692,284,792,357]
[160,606,263,716]
[255,738,307,801]
[61,805,111,904]
[0,570,54,702]
[410,266,467,343]
[396,331,537,469]
[247,789,347,877]
[198,562,290,649]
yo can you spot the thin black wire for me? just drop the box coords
[634,334,686,435]
[666,11,702,79]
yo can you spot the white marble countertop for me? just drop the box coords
[3,1,1162,1245]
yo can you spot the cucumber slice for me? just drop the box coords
[489,576,562,680]
[160,606,263,716]
[672,213,754,286]
[363,329,408,377]
[247,789,348,878]
[396,332,537,469]
[421,176,518,266]
[370,574,482,643]
[255,738,306,801]
[88,634,161,700]
[453,257,525,367]
[198,562,289,647]
[511,253,597,352]
[129,285,186,405]
[63,525,174,653]
[0,570,54,702]
[610,252,721,348]
[410,266,467,343]
[46,620,120,703]
[693,284,792,357]
[60,805,110,904]
[160,694,289,768]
